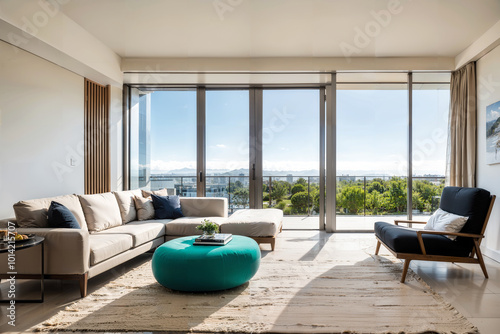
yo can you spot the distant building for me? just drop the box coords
[286,174,293,183]
[338,174,355,182]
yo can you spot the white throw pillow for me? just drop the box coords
[424,208,469,240]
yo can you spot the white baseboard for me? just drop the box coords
[482,246,500,264]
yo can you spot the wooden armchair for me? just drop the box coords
[375,187,496,283]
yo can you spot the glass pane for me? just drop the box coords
[262,89,320,229]
[337,84,408,230]
[412,83,449,222]
[206,90,250,214]
[148,90,197,196]
[337,72,408,83]
[130,88,151,190]
[413,72,451,83]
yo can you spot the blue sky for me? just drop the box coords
[149,86,449,176]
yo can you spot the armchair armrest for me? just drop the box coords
[394,219,427,225]
[415,230,484,255]
[417,230,484,239]
[0,228,90,275]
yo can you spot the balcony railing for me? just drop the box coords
[150,175,445,216]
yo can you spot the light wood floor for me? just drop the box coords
[1,231,500,333]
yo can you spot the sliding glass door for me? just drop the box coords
[336,84,408,231]
[130,89,198,196]
[262,89,322,229]
[206,90,250,212]
[411,82,449,222]
[129,88,151,190]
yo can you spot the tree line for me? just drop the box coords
[228,176,444,216]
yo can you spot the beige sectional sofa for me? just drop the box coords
[0,190,283,297]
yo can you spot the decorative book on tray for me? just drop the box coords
[194,233,233,246]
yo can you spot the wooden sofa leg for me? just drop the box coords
[474,240,489,279]
[401,259,411,283]
[80,273,88,298]
[270,239,275,251]
[375,241,381,255]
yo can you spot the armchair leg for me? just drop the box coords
[474,240,489,279]
[401,259,411,283]
[375,241,381,255]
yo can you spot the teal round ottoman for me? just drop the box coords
[152,235,261,292]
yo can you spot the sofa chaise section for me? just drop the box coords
[220,209,283,250]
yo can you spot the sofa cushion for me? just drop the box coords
[14,194,87,230]
[220,209,283,237]
[78,193,123,233]
[179,197,228,217]
[152,195,184,219]
[133,196,155,221]
[142,188,168,198]
[375,221,471,257]
[113,189,142,223]
[165,217,227,236]
[47,202,81,229]
[89,233,133,266]
[96,220,166,247]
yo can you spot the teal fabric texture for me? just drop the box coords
[152,235,261,292]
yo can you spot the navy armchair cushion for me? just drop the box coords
[375,222,470,257]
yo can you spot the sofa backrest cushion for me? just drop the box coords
[141,188,175,198]
[180,197,228,218]
[14,194,88,230]
[133,196,155,221]
[113,189,142,223]
[78,192,122,232]
[142,188,167,198]
[439,186,492,235]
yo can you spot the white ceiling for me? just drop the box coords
[60,0,500,59]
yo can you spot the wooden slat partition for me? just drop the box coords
[84,78,110,194]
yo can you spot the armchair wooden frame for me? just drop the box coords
[375,195,496,283]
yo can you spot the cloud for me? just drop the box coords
[488,110,500,122]
[151,160,196,172]
[213,144,226,148]
[263,160,317,172]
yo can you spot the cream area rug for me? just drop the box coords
[37,249,476,333]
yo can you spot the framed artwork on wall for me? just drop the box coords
[486,100,500,165]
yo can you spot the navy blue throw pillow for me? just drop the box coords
[47,201,81,229]
[151,195,184,219]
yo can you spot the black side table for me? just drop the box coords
[0,236,45,303]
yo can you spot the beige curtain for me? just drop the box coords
[446,62,476,187]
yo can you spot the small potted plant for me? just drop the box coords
[196,219,219,238]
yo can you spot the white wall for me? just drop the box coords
[476,44,500,262]
[0,0,122,86]
[0,40,85,218]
